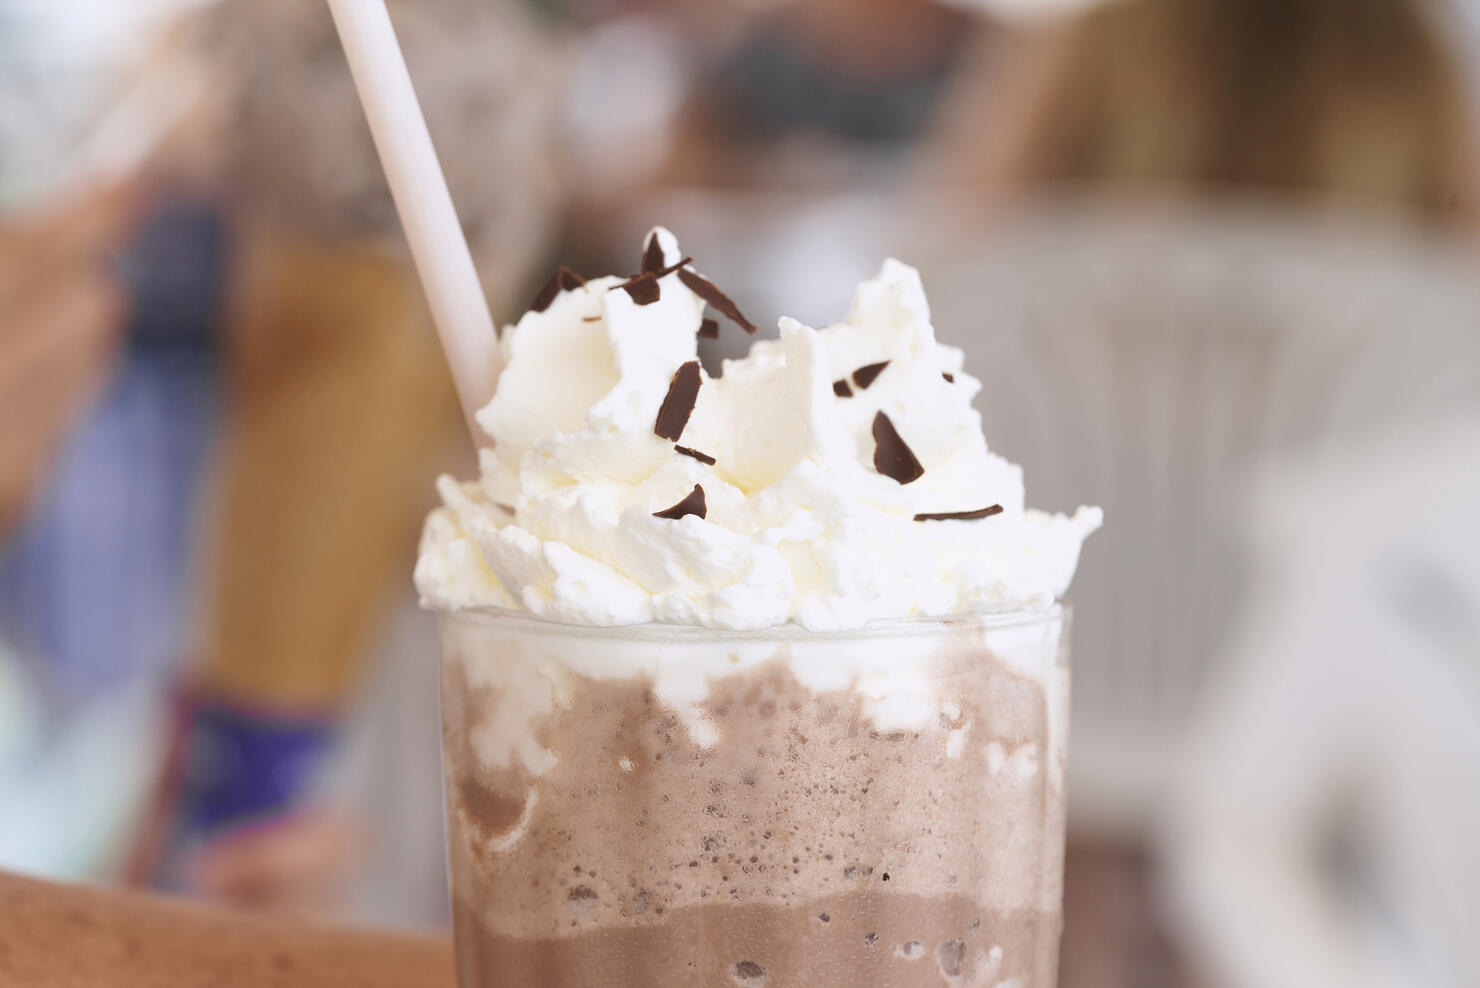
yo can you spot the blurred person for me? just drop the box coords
[0,189,227,728]
[0,0,197,707]
[128,0,565,924]
[1164,413,1480,988]
[0,0,224,879]
[0,185,151,877]
[0,0,563,922]
[932,0,1480,221]
[0,186,134,536]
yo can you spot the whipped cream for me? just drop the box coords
[416,228,1100,630]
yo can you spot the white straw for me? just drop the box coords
[327,0,500,439]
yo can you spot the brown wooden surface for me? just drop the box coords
[0,843,1209,987]
[0,871,454,987]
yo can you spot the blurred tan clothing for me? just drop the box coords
[198,226,460,710]
[194,0,567,711]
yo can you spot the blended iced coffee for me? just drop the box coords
[417,230,1100,987]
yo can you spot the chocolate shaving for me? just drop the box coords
[530,275,559,312]
[654,360,702,440]
[626,256,691,282]
[623,273,660,305]
[619,256,693,306]
[529,266,586,313]
[852,361,889,390]
[832,379,853,397]
[641,233,666,274]
[674,444,716,465]
[493,502,515,514]
[872,412,924,485]
[698,318,720,340]
[653,484,707,520]
[942,372,955,383]
[678,268,757,333]
[582,315,602,322]
[913,504,1004,522]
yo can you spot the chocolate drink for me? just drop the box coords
[438,611,1068,987]
[416,228,1099,986]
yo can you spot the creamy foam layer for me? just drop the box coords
[440,610,1066,788]
[445,661,1063,911]
[416,229,1100,630]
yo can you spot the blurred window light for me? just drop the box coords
[0,0,216,210]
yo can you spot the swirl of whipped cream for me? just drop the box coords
[416,228,1101,630]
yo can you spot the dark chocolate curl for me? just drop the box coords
[622,273,660,305]
[872,412,924,485]
[529,266,586,313]
[619,256,692,306]
[641,233,666,274]
[852,361,889,390]
[654,360,702,440]
[914,505,1004,522]
[678,268,758,333]
[653,484,707,520]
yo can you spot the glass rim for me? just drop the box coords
[431,603,1065,643]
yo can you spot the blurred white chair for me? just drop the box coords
[1160,415,1480,988]
[920,202,1480,836]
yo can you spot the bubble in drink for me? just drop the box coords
[937,938,967,977]
[731,960,766,984]
[565,885,597,916]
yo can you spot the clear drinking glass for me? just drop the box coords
[437,608,1070,988]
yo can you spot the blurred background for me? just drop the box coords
[3,0,1480,984]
